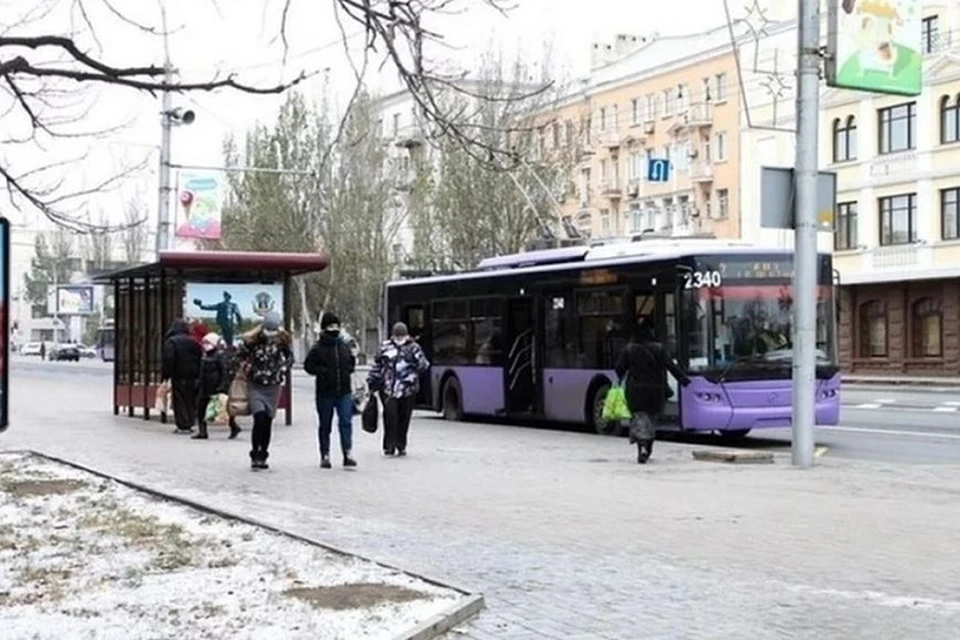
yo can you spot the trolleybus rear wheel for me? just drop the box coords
[718,428,751,440]
[442,377,464,422]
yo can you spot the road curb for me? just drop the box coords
[20,449,484,640]
[844,378,960,388]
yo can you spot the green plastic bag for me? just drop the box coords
[602,383,632,422]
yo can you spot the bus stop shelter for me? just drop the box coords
[95,250,330,426]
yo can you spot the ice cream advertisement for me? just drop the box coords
[827,0,922,96]
[174,171,224,240]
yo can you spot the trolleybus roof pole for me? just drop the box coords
[791,0,821,468]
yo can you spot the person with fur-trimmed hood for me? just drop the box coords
[236,311,293,470]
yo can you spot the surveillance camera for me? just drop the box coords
[170,107,195,125]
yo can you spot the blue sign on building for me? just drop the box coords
[647,158,670,183]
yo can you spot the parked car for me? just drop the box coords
[77,345,97,359]
[49,344,81,362]
[20,342,43,356]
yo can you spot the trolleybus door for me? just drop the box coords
[504,297,537,415]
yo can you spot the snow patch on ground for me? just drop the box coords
[0,452,461,639]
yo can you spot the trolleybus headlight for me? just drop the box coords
[819,389,838,399]
[695,392,722,402]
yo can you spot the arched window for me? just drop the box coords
[858,300,887,358]
[832,115,857,162]
[940,94,960,144]
[911,297,943,358]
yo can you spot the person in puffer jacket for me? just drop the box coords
[304,312,357,469]
[194,332,228,440]
[367,322,429,457]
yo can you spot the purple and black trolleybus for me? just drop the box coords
[382,237,840,438]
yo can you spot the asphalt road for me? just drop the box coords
[8,356,959,464]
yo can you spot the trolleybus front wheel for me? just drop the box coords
[587,382,622,436]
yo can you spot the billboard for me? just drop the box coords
[827,0,923,96]
[57,285,95,315]
[175,171,224,240]
[0,217,9,431]
[183,281,283,347]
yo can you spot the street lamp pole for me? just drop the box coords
[791,0,822,468]
[156,61,173,255]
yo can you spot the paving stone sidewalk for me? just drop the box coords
[4,369,960,639]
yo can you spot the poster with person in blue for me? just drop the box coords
[0,217,9,431]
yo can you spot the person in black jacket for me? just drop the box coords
[162,318,204,434]
[304,312,357,469]
[194,332,228,440]
[614,319,690,464]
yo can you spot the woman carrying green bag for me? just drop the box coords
[615,320,690,464]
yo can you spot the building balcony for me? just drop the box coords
[682,103,713,128]
[869,243,933,271]
[690,162,713,182]
[598,130,621,150]
[601,181,622,198]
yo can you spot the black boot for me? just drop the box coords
[343,451,357,468]
[637,441,650,464]
[228,420,241,440]
[192,423,209,440]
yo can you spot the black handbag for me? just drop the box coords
[361,395,379,433]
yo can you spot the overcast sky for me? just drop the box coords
[1,0,738,232]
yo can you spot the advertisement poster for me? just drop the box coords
[828,0,922,96]
[0,218,9,431]
[174,171,224,240]
[183,282,283,346]
[57,285,95,315]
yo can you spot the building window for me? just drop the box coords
[879,193,917,245]
[702,77,712,102]
[922,15,940,54]
[629,204,642,232]
[716,189,729,218]
[942,188,960,240]
[628,151,642,179]
[858,300,887,358]
[832,115,857,162]
[392,113,400,136]
[940,94,960,144]
[715,73,727,101]
[564,120,574,146]
[644,94,656,120]
[677,84,688,112]
[631,98,641,124]
[835,201,858,250]
[911,297,943,358]
[877,102,916,154]
[599,107,607,131]
[663,89,674,116]
[712,132,728,161]
[600,209,611,237]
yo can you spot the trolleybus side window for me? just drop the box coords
[544,295,573,368]
[471,298,503,366]
[577,290,626,369]
[432,299,470,364]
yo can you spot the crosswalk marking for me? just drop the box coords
[876,398,895,404]
[855,403,882,409]
[944,401,960,406]
[933,406,958,412]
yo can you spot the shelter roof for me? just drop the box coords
[93,250,330,284]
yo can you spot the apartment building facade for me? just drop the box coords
[822,6,960,375]
[547,27,742,241]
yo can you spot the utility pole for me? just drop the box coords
[791,0,821,468]
[156,5,173,255]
